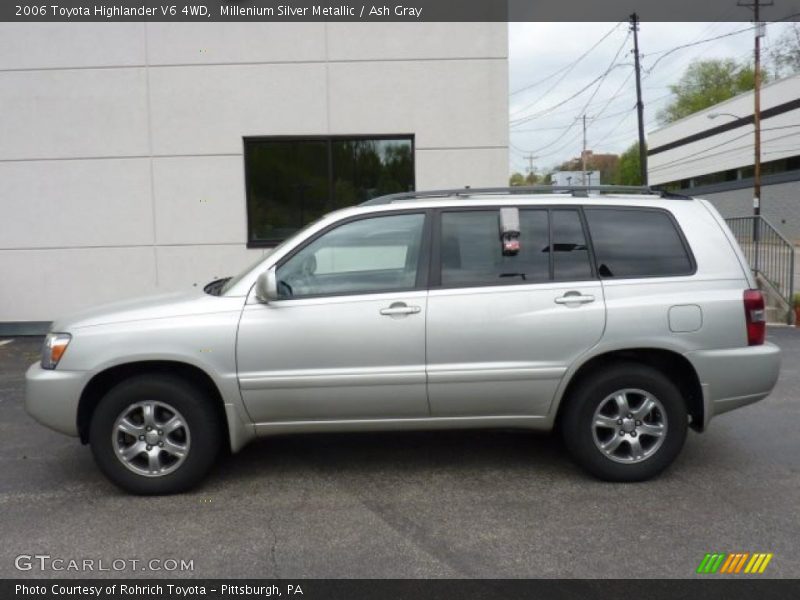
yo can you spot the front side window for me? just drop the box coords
[276,213,425,298]
[585,208,693,278]
[245,136,414,245]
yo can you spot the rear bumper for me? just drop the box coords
[685,342,781,430]
[25,362,86,437]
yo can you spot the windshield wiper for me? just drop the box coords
[203,277,232,296]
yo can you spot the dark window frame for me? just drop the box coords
[271,209,433,301]
[243,134,416,248]
[429,205,598,290]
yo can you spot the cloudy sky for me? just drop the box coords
[508,21,794,175]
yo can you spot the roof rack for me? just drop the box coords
[361,185,690,205]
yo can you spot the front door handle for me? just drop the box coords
[554,292,595,305]
[380,302,421,316]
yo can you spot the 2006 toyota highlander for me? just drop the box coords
[26,186,781,494]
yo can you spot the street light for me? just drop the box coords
[707,112,744,120]
[705,111,761,218]
[706,111,761,266]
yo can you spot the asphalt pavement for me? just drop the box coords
[1,329,798,579]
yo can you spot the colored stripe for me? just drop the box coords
[697,554,712,574]
[727,553,741,574]
[745,554,760,573]
[751,554,767,573]
[704,554,720,574]
[720,554,736,574]
[758,554,773,573]
[710,554,726,573]
[735,553,749,573]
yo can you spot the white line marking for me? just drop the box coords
[0,340,13,347]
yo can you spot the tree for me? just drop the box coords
[509,171,539,186]
[614,142,642,185]
[657,59,763,124]
[769,23,800,77]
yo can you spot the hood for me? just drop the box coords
[51,290,216,331]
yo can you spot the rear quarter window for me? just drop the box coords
[584,208,694,279]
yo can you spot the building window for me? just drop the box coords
[244,136,414,246]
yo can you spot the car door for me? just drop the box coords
[426,207,606,417]
[237,211,431,423]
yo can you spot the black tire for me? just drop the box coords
[89,374,222,495]
[560,362,688,482]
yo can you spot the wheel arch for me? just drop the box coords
[77,361,237,449]
[554,348,705,432]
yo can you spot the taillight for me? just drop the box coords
[743,289,766,346]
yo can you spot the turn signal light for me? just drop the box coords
[743,290,765,346]
[41,333,71,369]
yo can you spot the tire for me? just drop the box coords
[560,362,688,482]
[89,374,222,495]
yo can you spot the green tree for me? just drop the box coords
[769,23,800,77]
[658,59,763,124]
[614,142,642,185]
[509,171,539,186]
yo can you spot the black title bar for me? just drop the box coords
[3,0,800,22]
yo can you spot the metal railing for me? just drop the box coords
[725,216,796,323]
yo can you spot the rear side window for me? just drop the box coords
[439,208,593,287]
[552,210,592,280]
[585,208,693,278]
[440,210,550,286]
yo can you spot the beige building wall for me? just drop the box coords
[0,23,509,325]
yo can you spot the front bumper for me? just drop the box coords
[25,362,87,437]
[685,342,781,430]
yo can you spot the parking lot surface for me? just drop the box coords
[1,329,798,579]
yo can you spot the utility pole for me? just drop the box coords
[738,0,773,262]
[524,153,537,183]
[630,13,647,185]
[582,114,588,186]
[738,0,772,217]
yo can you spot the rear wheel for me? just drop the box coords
[89,375,221,495]
[561,363,688,481]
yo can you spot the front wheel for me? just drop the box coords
[561,363,688,482]
[89,375,222,495]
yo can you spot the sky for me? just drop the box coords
[507,21,794,175]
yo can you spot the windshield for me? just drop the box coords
[219,218,325,295]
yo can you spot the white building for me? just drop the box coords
[648,73,800,242]
[0,23,509,333]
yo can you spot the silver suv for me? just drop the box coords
[25,186,781,494]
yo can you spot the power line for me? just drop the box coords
[510,22,622,97]
[511,32,631,129]
[644,13,800,76]
[589,68,634,124]
[648,125,800,173]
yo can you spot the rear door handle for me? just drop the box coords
[380,302,421,316]
[554,292,595,305]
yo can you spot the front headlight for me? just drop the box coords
[41,333,71,370]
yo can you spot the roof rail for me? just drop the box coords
[361,185,690,205]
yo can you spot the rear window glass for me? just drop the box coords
[585,208,693,278]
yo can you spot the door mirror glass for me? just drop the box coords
[255,267,279,302]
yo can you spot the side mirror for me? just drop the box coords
[255,267,279,303]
